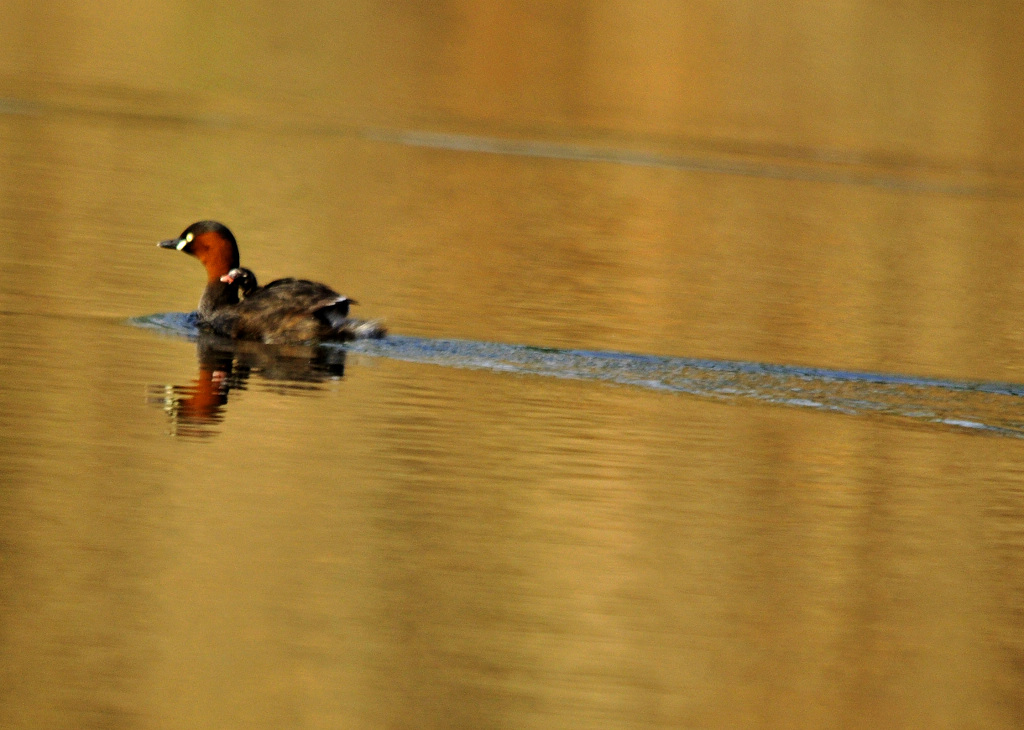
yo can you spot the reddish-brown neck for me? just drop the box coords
[193,232,241,282]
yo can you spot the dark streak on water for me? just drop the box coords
[2,95,1019,197]
[132,313,1024,439]
[362,129,1009,197]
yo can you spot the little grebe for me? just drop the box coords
[218,267,384,342]
[158,221,385,343]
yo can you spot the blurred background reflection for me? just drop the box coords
[3,3,1024,728]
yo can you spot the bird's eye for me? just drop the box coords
[175,231,195,251]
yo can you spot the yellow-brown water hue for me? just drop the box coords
[3,3,1024,728]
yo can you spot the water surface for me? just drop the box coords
[3,3,1024,729]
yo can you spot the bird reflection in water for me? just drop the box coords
[148,332,347,437]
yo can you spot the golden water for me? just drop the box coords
[3,3,1024,728]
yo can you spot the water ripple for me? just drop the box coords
[132,313,1024,439]
[363,129,1009,197]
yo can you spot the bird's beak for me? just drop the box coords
[158,238,188,250]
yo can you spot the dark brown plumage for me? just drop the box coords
[216,267,382,343]
[158,222,386,344]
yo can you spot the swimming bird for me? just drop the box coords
[158,221,385,343]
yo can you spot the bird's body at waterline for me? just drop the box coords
[158,221,385,344]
